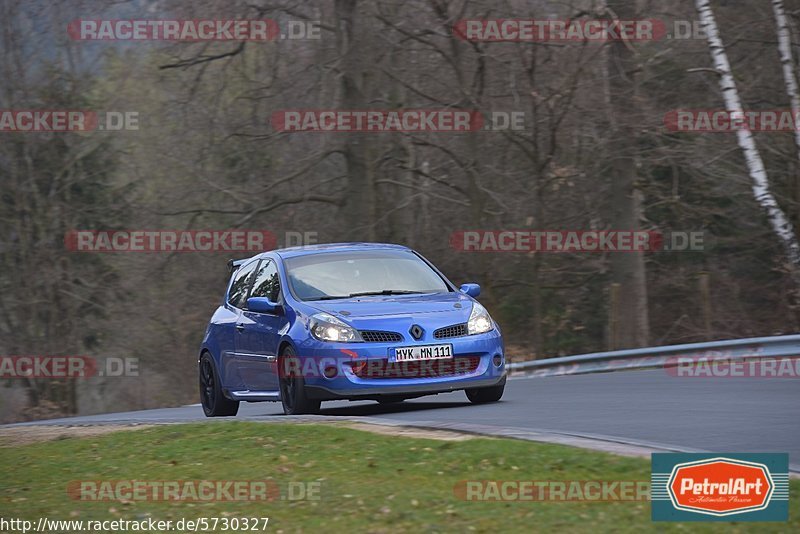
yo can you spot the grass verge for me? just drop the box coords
[0,422,796,532]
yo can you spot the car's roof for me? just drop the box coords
[272,242,411,259]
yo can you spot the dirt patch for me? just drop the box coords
[0,424,154,446]
[343,422,477,441]
[0,421,477,445]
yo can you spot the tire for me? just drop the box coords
[465,377,506,404]
[279,346,321,415]
[199,353,239,417]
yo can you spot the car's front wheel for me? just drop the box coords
[199,353,239,417]
[465,376,506,404]
[279,346,321,415]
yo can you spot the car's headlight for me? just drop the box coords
[467,302,494,335]
[309,313,363,342]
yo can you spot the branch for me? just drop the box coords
[159,42,246,70]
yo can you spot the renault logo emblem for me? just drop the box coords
[409,324,424,340]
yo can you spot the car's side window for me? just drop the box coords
[227,260,259,309]
[251,259,281,303]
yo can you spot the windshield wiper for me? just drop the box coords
[305,290,433,301]
[347,290,429,297]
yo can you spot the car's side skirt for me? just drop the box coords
[227,390,280,401]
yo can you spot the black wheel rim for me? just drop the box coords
[281,376,296,411]
[280,359,296,412]
[200,359,215,409]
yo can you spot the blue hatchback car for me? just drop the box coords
[199,243,505,415]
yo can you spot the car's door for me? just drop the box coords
[221,259,259,392]
[235,259,285,391]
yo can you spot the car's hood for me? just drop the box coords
[307,291,474,321]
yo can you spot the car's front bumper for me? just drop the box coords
[292,329,505,401]
[304,375,506,401]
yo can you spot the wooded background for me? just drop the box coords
[3,0,800,421]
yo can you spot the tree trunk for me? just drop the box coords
[772,0,800,163]
[335,0,376,240]
[605,0,650,349]
[697,0,800,269]
[772,0,800,232]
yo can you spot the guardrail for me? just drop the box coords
[506,334,800,377]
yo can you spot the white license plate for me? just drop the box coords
[394,344,453,362]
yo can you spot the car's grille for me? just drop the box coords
[349,356,481,379]
[433,323,468,339]
[360,330,403,343]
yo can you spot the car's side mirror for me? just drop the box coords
[247,297,281,314]
[459,283,481,298]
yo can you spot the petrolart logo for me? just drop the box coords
[652,453,789,522]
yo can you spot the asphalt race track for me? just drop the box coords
[8,370,799,471]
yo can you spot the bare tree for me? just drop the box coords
[605,0,650,349]
[696,0,800,273]
[773,0,800,167]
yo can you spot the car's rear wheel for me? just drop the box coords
[199,353,239,417]
[279,346,321,415]
[465,377,506,404]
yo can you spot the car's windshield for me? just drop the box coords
[284,250,450,301]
